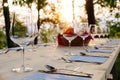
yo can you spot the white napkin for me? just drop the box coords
[22,72,91,80]
[99,46,116,48]
[68,56,108,64]
[8,47,21,50]
[0,49,8,54]
[0,50,3,54]
[87,49,113,53]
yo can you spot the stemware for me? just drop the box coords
[89,24,104,48]
[62,26,77,56]
[51,24,59,47]
[77,23,89,50]
[105,27,110,38]
[89,24,97,38]
[10,10,38,72]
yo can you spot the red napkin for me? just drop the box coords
[83,31,93,40]
[57,27,93,46]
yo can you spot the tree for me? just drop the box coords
[12,0,47,44]
[85,0,96,25]
[35,0,47,44]
[85,0,119,25]
[3,0,15,48]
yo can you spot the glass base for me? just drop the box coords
[65,52,75,56]
[12,67,33,73]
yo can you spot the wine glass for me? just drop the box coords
[10,11,38,73]
[89,24,97,47]
[89,24,97,38]
[77,23,89,50]
[62,26,77,56]
[51,24,59,47]
[27,23,39,50]
[105,27,110,38]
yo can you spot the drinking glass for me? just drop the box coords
[10,11,38,72]
[62,25,77,55]
[105,27,110,38]
[51,24,59,47]
[77,23,89,50]
[63,34,77,55]
[89,24,97,38]
[89,24,97,47]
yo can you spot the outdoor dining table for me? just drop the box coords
[0,38,120,80]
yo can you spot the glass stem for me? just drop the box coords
[83,38,85,50]
[22,47,25,71]
[68,40,71,54]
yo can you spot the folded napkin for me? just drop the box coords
[0,49,9,54]
[87,49,113,53]
[0,50,3,54]
[8,47,31,51]
[8,47,21,50]
[98,46,117,48]
[68,55,108,64]
[22,72,91,80]
[104,41,120,45]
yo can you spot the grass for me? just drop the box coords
[115,54,120,79]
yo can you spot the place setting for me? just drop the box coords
[22,64,93,80]
[86,48,113,53]
[0,0,120,80]
[66,55,108,64]
[56,23,110,65]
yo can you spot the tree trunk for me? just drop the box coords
[34,10,40,44]
[34,0,40,44]
[85,0,96,25]
[3,0,14,48]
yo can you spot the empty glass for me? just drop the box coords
[77,23,89,50]
[62,24,77,55]
[10,10,38,73]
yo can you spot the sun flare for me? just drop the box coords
[60,0,85,23]
[8,0,86,23]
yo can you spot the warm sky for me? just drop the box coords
[8,0,86,23]
[0,0,119,29]
[59,0,85,22]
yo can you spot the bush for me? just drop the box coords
[106,21,120,38]
[115,56,120,79]
[0,30,6,49]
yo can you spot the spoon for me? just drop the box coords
[45,65,57,72]
[94,46,99,49]
[44,65,93,77]
[80,52,86,56]
[61,57,72,63]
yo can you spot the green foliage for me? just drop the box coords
[115,56,120,79]
[12,0,33,7]
[38,0,48,10]
[95,0,118,8]
[104,0,117,7]
[0,30,6,49]
[40,28,52,43]
[14,21,27,36]
[12,0,47,10]
[39,23,57,43]
[106,21,120,38]
[115,13,120,18]
[115,32,120,38]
